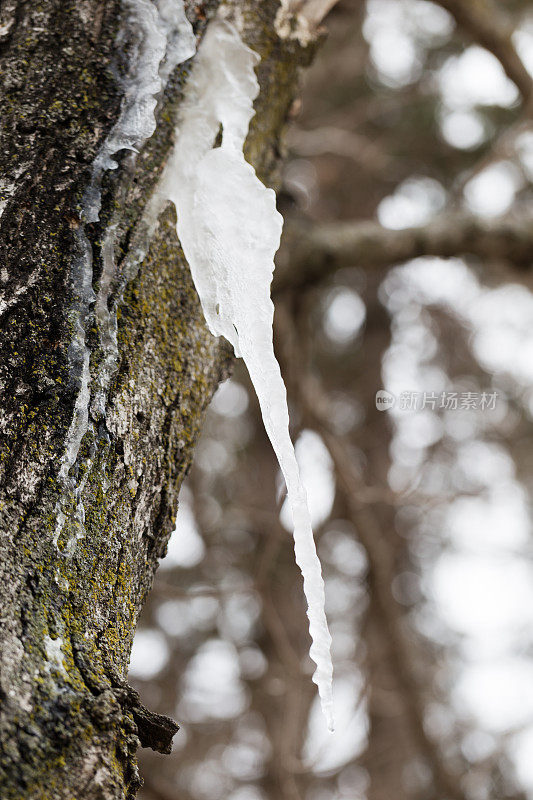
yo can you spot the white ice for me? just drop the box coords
[84,0,196,222]
[44,635,66,676]
[55,1,196,551]
[161,17,334,728]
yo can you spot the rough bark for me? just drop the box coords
[0,1,313,797]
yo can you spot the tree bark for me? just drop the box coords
[0,1,313,797]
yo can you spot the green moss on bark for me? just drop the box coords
[0,1,314,797]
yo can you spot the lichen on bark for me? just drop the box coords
[0,1,314,797]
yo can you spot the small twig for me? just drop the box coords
[287,125,390,172]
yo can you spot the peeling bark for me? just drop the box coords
[0,1,314,796]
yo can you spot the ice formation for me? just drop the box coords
[84,0,196,222]
[55,0,196,549]
[88,0,196,416]
[44,635,66,677]
[161,17,334,729]
[58,230,95,484]
[53,229,95,550]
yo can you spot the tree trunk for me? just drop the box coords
[0,1,313,796]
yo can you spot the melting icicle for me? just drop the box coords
[157,0,197,83]
[161,17,334,729]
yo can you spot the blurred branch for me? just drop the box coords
[435,0,533,105]
[436,0,533,204]
[154,580,254,598]
[287,125,391,173]
[261,591,305,676]
[275,214,533,293]
[452,118,533,202]
[276,304,470,800]
[308,407,469,800]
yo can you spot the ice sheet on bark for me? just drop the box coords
[55,1,196,549]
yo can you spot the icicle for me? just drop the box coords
[157,0,197,83]
[161,17,334,729]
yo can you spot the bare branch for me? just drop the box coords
[275,214,533,293]
[287,125,391,173]
[435,0,533,105]
[435,0,533,206]
[276,0,342,44]
[275,305,470,800]
[297,0,342,28]
[452,118,533,202]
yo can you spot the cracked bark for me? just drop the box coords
[0,1,314,797]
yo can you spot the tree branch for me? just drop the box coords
[275,304,470,800]
[282,0,341,27]
[297,0,341,27]
[435,0,533,105]
[275,214,533,293]
[286,125,391,173]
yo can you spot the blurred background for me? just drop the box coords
[131,1,533,798]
